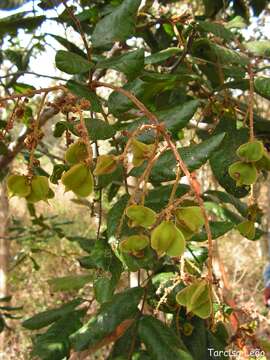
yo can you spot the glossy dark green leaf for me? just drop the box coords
[70,287,143,351]
[254,77,270,100]
[94,277,114,304]
[55,50,93,74]
[85,118,116,140]
[197,21,234,41]
[202,0,224,17]
[245,40,270,57]
[126,100,200,141]
[53,121,77,138]
[0,12,45,36]
[22,299,83,330]
[209,117,249,198]
[203,190,248,217]
[32,311,83,360]
[96,49,144,80]
[108,77,179,115]
[145,47,182,65]
[92,0,142,47]
[48,34,86,58]
[138,316,193,360]
[192,39,249,66]
[0,0,30,10]
[67,80,102,112]
[190,221,234,242]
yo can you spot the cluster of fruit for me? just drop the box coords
[229,140,270,186]
[119,204,204,258]
[7,174,54,203]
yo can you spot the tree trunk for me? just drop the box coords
[0,181,9,298]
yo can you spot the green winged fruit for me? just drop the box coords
[228,161,257,186]
[7,174,31,198]
[26,176,50,203]
[175,206,204,238]
[65,141,88,164]
[176,280,212,319]
[73,172,93,197]
[255,149,270,171]
[94,154,117,176]
[236,140,264,162]
[61,163,93,197]
[131,139,155,167]
[237,220,255,240]
[151,221,186,257]
[119,235,149,254]
[126,205,157,228]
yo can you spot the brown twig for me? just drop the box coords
[27,92,48,177]
[248,63,254,142]
[0,85,65,102]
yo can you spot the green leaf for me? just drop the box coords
[0,142,8,156]
[245,40,270,57]
[131,133,225,183]
[47,274,93,292]
[32,311,83,360]
[53,121,77,138]
[94,277,114,304]
[108,78,173,115]
[126,100,200,141]
[192,39,249,66]
[145,47,182,65]
[85,118,116,140]
[138,316,193,360]
[66,80,102,112]
[254,77,270,100]
[0,12,45,36]
[144,184,189,212]
[203,190,248,217]
[209,117,249,198]
[190,221,234,242]
[202,0,224,18]
[225,16,246,29]
[22,299,83,330]
[197,21,234,41]
[70,287,143,351]
[92,0,142,48]
[48,34,86,58]
[96,49,144,80]
[55,50,93,74]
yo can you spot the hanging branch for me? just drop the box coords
[92,80,213,289]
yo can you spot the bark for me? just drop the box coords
[0,181,9,298]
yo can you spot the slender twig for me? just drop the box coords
[0,85,65,102]
[248,63,254,142]
[28,92,48,176]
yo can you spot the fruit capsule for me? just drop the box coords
[73,172,94,197]
[7,174,31,198]
[26,176,50,203]
[175,206,204,234]
[126,204,157,228]
[151,221,186,257]
[228,161,257,186]
[61,163,89,191]
[94,155,117,176]
[236,140,264,162]
[119,235,149,253]
[131,139,155,167]
[65,141,88,164]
